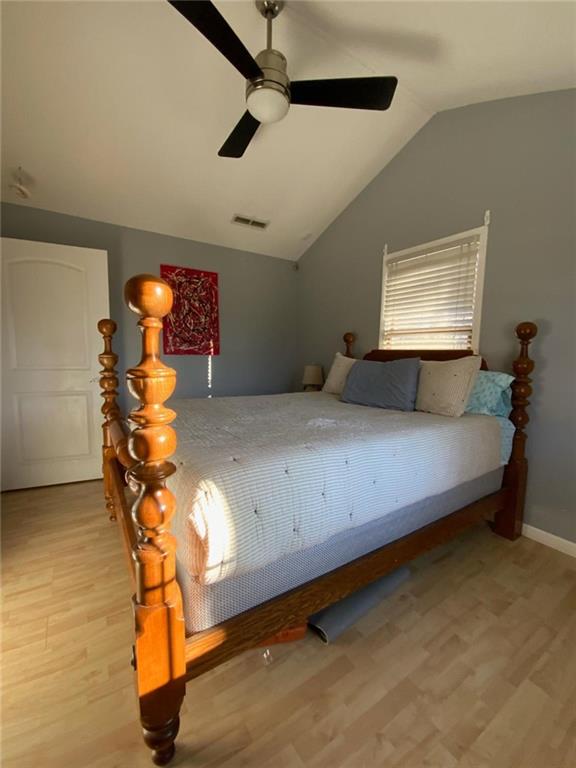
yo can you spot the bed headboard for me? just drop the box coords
[363,348,489,370]
[342,333,488,369]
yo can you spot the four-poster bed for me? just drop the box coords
[98,273,537,765]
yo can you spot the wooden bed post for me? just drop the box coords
[493,321,538,540]
[98,319,121,521]
[124,275,186,766]
[343,331,356,358]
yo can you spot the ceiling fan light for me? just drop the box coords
[246,86,290,124]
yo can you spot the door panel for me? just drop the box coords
[16,391,93,461]
[6,259,90,369]
[1,238,109,490]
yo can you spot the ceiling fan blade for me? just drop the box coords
[290,77,398,111]
[168,1,262,81]
[218,111,261,158]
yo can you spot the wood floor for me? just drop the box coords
[2,481,575,768]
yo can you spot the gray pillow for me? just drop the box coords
[341,358,421,411]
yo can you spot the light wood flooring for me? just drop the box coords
[2,480,575,768]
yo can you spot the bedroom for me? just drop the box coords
[1,1,575,766]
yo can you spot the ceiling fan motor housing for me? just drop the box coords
[168,0,399,155]
[246,49,290,123]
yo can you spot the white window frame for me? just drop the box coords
[379,223,489,353]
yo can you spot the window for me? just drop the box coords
[379,224,488,352]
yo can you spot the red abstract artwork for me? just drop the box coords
[160,264,220,355]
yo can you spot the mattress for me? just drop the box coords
[169,392,510,586]
[177,468,504,633]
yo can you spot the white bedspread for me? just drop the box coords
[169,392,504,585]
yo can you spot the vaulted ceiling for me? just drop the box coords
[2,1,575,260]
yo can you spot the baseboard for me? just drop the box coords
[522,524,576,558]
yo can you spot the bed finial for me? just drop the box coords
[343,331,356,358]
[124,274,185,766]
[125,273,174,319]
[494,321,538,541]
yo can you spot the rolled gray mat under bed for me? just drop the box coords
[308,566,411,643]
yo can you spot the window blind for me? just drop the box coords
[381,234,482,351]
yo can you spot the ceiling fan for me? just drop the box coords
[168,0,398,158]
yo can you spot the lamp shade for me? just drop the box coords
[302,364,324,387]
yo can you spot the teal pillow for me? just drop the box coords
[465,371,514,417]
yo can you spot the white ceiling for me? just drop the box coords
[2,1,575,261]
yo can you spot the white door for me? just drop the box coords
[1,238,109,490]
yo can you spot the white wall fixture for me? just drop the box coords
[8,167,32,199]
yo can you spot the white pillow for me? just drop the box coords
[323,352,356,395]
[416,356,482,418]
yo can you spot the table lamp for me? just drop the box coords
[302,365,324,392]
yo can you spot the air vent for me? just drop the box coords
[232,214,270,230]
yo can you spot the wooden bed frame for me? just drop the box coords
[98,274,537,765]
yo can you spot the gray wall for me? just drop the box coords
[297,88,576,542]
[1,203,299,402]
